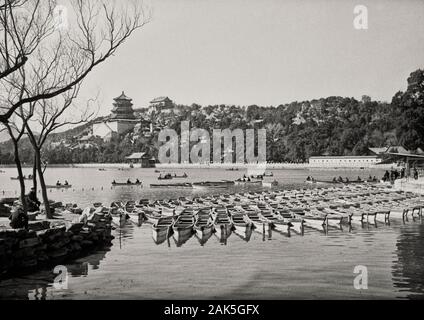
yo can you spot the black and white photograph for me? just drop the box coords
[1,0,424,304]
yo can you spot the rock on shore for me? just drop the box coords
[0,211,114,277]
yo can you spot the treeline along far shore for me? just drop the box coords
[1,69,423,165]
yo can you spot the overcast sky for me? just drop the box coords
[77,0,424,115]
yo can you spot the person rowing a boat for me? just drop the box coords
[136,178,141,184]
[64,180,69,186]
[127,178,132,184]
[338,176,344,182]
[56,180,61,186]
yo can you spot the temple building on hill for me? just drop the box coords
[149,96,174,114]
[92,92,139,141]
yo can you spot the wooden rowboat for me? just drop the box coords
[234,180,262,186]
[10,177,33,181]
[150,183,193,189]
[193,181,235,189]
[112,182,142,186]
[230,212,253,241]
[259,209,292,234]
[213,208,233,242]
[242,209,272,234]
[152,216,174,245]
[194,209,214,245]
[46,184,72,189]
[172,213,195,244]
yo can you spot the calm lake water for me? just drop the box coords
[1,166,423,300]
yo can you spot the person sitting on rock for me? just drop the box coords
[9,206,28,230]
[27,187,41,212]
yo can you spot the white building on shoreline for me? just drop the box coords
[309,156,381,168]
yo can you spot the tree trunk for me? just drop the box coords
[35,149,52,219]
[32,154,38,192]
[8,135,28,215]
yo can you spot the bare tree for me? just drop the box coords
[1,0,149,123]
[0,0,149,218]
[0,0,55,81]
[1,108,30,213]
[23,84,98,218]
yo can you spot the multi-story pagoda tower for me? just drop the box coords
[110,92,136,120]
[92,91,139,141]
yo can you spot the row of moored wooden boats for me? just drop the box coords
[89,184,424,247]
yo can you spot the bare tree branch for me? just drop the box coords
[0,0,150,123]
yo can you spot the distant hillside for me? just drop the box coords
[0,69,422,165]
[48,122,93,142]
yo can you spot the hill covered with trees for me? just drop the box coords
[1,69,423,165]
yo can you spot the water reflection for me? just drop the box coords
[113,220,136,249]
[392,222,424,299]
[173,230,195,247]
[0,249,110,300]
[152,227,173,246]
[233,225,254,242]
[213,225,232,245]
[194,228,214,246]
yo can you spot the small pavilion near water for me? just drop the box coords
[125,153,156,168]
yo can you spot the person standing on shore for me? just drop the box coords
[414,167,419,180]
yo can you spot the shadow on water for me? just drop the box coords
[392,221,424,299]
[0,249,110,300]
[0,218,139,300]
[113,219,136,249]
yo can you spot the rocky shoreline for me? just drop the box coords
[0,211,114,279]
